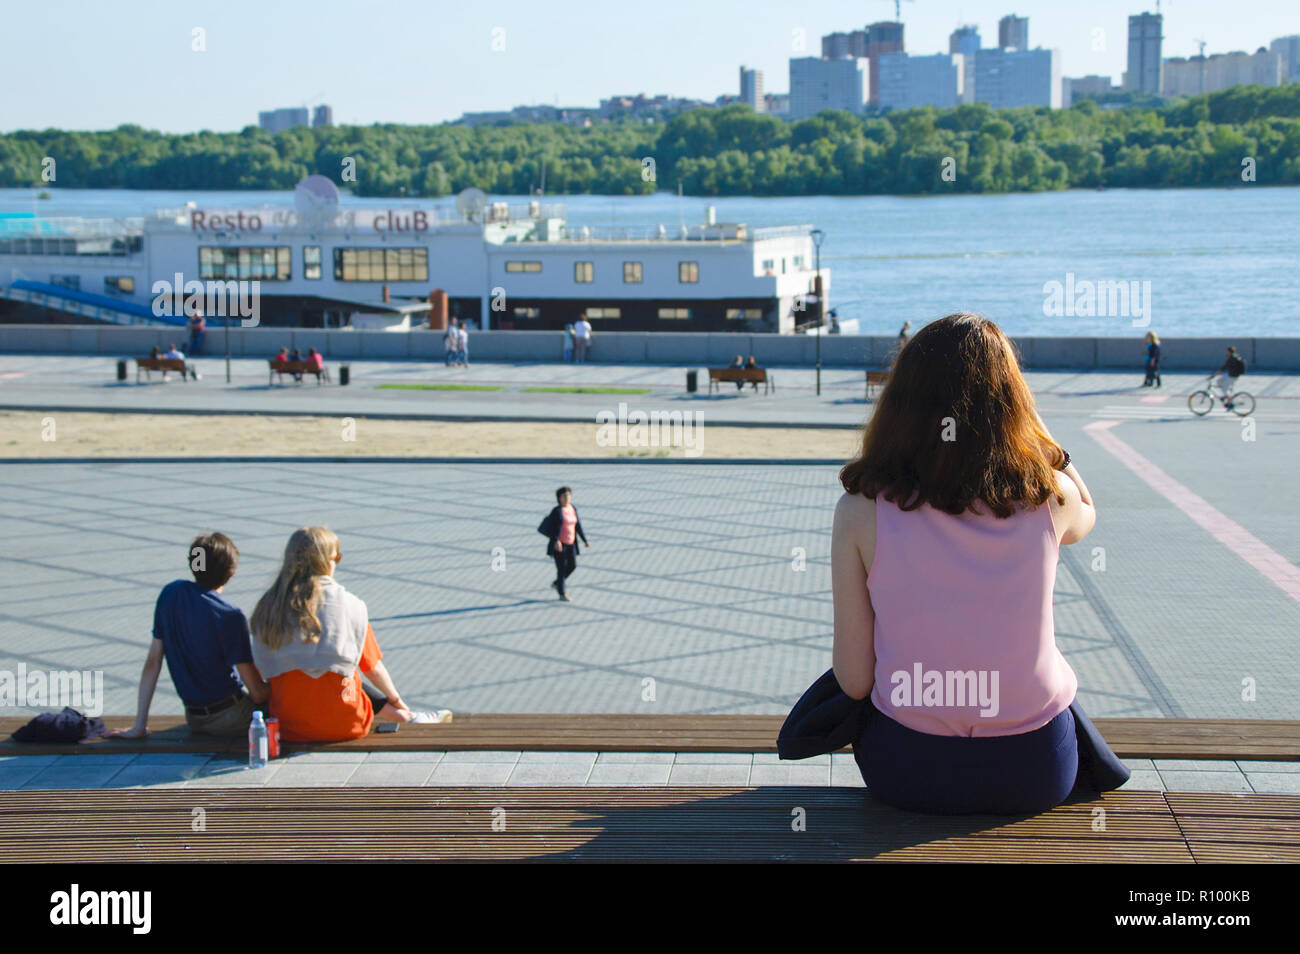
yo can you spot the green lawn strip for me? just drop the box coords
[519,386,653,395]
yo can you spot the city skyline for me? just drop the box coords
[1,0,1297,133]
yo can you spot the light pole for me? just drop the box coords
[810,228,825,396]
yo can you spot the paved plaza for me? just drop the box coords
[2,751,1297,794]
[1,356,1298,738]
[4,353,1300,429]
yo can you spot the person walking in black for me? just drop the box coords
[541,486,590,602]
[1143,331,1162,388]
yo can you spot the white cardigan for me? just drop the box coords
[252,577,369,680]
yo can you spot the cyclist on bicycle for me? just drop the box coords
[1211,346,1246,402]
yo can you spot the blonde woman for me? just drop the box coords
[249,527,449,742]
[1143,331,1161,388]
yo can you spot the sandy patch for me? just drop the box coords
[0,411,860,460]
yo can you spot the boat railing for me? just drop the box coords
[0,216,144,238]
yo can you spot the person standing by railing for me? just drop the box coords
[1142,331,1162,388]
[573,313,592,363]
[443,320,458,367]
[188,307,205,356]
[455,319,470,367]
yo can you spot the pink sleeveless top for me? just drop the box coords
[867,496,1077,738]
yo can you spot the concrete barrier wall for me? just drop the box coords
[0,325,1293,371]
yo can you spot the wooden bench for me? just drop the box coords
[708,367,773,394]
[135,357,190,383]
[0,787,1295,862]
[4,714,1298,760]
[4,714,1296,862]
[270,359,329,385]
[866,369,889,399]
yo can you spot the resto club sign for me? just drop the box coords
[189,209,430,233]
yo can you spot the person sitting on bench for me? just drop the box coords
[307,347,324,377]
[160,343,194,381]
[109,532,269,740]
[249,527,450,742]
[730,355,745,391]
[829,313,1123,814]
[744,356,761,391]
[288,348,305,382]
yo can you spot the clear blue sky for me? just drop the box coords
[1,0,1295,132]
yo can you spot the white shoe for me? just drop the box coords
[408,709,453,724]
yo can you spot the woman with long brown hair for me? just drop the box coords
[250,527,449,742]
[824,313,1126,814]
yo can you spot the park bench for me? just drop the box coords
[866,370,889,399]
[4,713,1298,759]
[708,367,773,394]
[135,357,190,383]
[269,359,329,385]
[4,715,1296,862]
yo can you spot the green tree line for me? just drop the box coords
[2,84,1298,197]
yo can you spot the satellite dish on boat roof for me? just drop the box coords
[294,175,340,230]
[456,188,488,222]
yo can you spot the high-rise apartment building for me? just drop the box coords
[877,53,966,110]
[1163,49,1283,97]
[789,57,869,120]
[949,25,981,103]
[1062,75,1114,108]
[258,107,310,133]
[865,21,905,106]
[998,15,1029,51]
[740,67,765,111]
[311,105,333,128]
[974,48,1061,108]
[1126,12,1164,94]
[1270,35,1300,83]
[822,30,869,59]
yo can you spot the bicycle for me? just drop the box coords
[1188,377,1255,417]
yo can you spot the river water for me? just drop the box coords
[3,185,1296,337]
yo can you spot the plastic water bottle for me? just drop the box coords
[248,711,268,769]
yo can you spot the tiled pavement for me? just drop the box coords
[4,752,1298,793]
[3,354,1300,428]
[2,450,1297,721]
[1,359,1298,799]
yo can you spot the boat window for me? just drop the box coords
[333,247,428,282]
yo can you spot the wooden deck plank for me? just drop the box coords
[1162,793,1300,865]
[0,785,1190,868]
[4,714,1297,759]
[0,787,1194,863]
[0,786,1174,813]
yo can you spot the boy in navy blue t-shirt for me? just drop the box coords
[109,533,268,739]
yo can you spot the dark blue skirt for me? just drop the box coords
[777,669,1130,815]
[855,699,1079,815]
